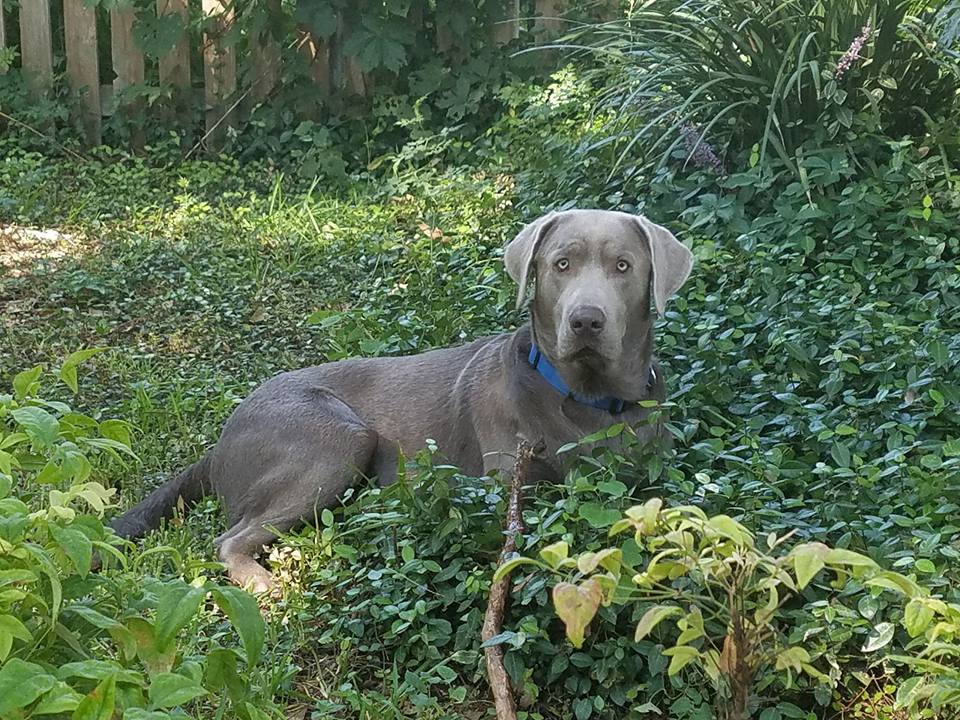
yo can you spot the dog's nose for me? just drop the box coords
[569,306,606,336]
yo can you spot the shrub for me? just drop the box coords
[0,358,272,719]
[563,0,960,173]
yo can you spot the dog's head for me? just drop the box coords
[504,209,692,398]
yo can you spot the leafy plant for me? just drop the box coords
[0,359,272,719]
[500,498,939,719]
[563,0,960,173]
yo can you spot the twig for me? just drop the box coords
[481,440,535,720]
[0,110,89,162]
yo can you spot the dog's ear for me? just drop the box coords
[633,215,693,316]
[504,212,560,309]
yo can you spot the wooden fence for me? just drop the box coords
[0,1,613,150]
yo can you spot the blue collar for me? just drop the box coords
[527,344,655,415]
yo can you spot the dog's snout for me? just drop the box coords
[569,305,606,336]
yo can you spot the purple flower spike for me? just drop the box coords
[680,123,725,175]
[835,24,872,80]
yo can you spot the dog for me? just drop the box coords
[110,209,693,592]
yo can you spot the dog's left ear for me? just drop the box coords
[504,212,560,309]
[633,215,694,316]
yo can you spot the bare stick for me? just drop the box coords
[481,440,534,720]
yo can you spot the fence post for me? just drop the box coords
[534,0,566,37]
[111,5,146,149]
[249,0,281,105]
[19,0,53,96]
[0,1,6,74]
[493,0,520,46]
[64,0,102,145]
[202,0,237,149]
[158,0,191,126]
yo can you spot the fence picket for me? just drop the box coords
[493,0,520,46]
[19,0,53,95]
[0,1,6,73]
[250,0,281,105]
[202,0,237,147]
[158,0,191,122]
[534,0,565,37]
[111,5,146,149]
[64,0,101,144]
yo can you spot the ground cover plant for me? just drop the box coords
[2,3,960,719]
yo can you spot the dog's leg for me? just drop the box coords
[212,390,380,593]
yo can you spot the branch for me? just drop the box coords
[481,439,535,720]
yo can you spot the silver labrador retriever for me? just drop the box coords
[111,209,693,592]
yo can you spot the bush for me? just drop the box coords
[0,359,272,719]
[563,0,960,173]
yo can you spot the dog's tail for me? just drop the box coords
[110,455,211,540]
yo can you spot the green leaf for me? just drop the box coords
[320,508,334,527]
[553,579,602,649]
[0,659,57,715]
[824,548,876,568]
[539,541,569,569]
[861,622,895,652]
[792,542,828,589]
[706,515,750,544]
[211,586,265,667]
[31,681,83,715]
[634,605,682,642]
[155,582,206,650]
[60,348,105,394]
[98,420,132,448]
[578,502,622,529]
[147,672,207,710]
[492,556,540,582]
[12,365,42,400]
[11,406,60,445]
[663,645,699,675]
[48,522,93,578]
[903,599,934,638]
[72,673,117,720]
[0,613,33,661]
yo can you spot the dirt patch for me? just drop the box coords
[0,224,93,278]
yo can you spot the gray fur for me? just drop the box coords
[111,209,693,592]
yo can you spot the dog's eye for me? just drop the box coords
[616,260,630,273]
[555,258,570,272]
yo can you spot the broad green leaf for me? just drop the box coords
[0,659,57,715]
[576,548,621,575]
[492,556,540,582]
[634,605,682,642]
[72,673,117,720]
[706,515,750,544]
[13,365,42,400]
[147,672,207,710]
[903,599,935,638]
[48,523,93,578]
[539,541,569,569]
[553,579,602,649]
[205,648,246,704]
[98,420,132,449]
[676,606,704,645]
[824,548,876,569]
[155,582,206,650]
[865,572,921,598]
[59,348,106,394]
[211,586,265,667]
[663,645,699,675]
[31,681,83,715]
[11,406,60,445]
[775,646,811,673]
[861,622,895,652]
[792,542,828,589]
[0,613,33,660]
[578,502,621,529]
